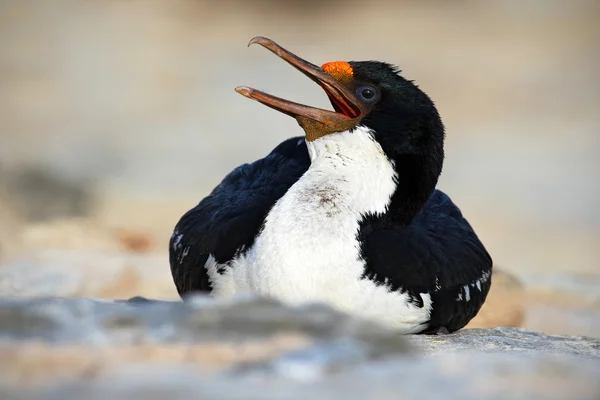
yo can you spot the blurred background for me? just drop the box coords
[0,0,598,336]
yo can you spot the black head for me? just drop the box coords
[237,37,445,223]
[349,62,445,163]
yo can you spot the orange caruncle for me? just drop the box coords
[321,61,353,84]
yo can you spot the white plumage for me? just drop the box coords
[206,126,432,333]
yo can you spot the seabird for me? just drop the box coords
[169,37,493,334]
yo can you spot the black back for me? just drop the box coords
[169,137,310,295]
[359,189,492,333]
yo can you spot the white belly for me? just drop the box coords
[205,128,432,333]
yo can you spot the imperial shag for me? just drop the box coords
[169,37,493,334]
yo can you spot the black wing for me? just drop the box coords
[169,137,310,296]
[358,189,493,333]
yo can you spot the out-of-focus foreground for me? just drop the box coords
[0,0,598,338]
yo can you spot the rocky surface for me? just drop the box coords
[0,248,177,300]
[0,296,598,400]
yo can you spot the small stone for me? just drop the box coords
[0,305,59,339]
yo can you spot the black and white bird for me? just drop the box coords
[169,37,492,334]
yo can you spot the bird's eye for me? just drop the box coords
[356,86,378,103]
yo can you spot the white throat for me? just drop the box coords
[209,127,430,332]
[302,126,398,216]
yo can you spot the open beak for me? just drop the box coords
[235,37,362,139]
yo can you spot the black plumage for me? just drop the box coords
[358,190,492,333]
[169,57,493,334]
[170,137,309,294]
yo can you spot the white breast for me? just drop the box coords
[206,126,432,333]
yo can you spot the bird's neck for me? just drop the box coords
[305,127,435,225]
[385,153,439,225]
